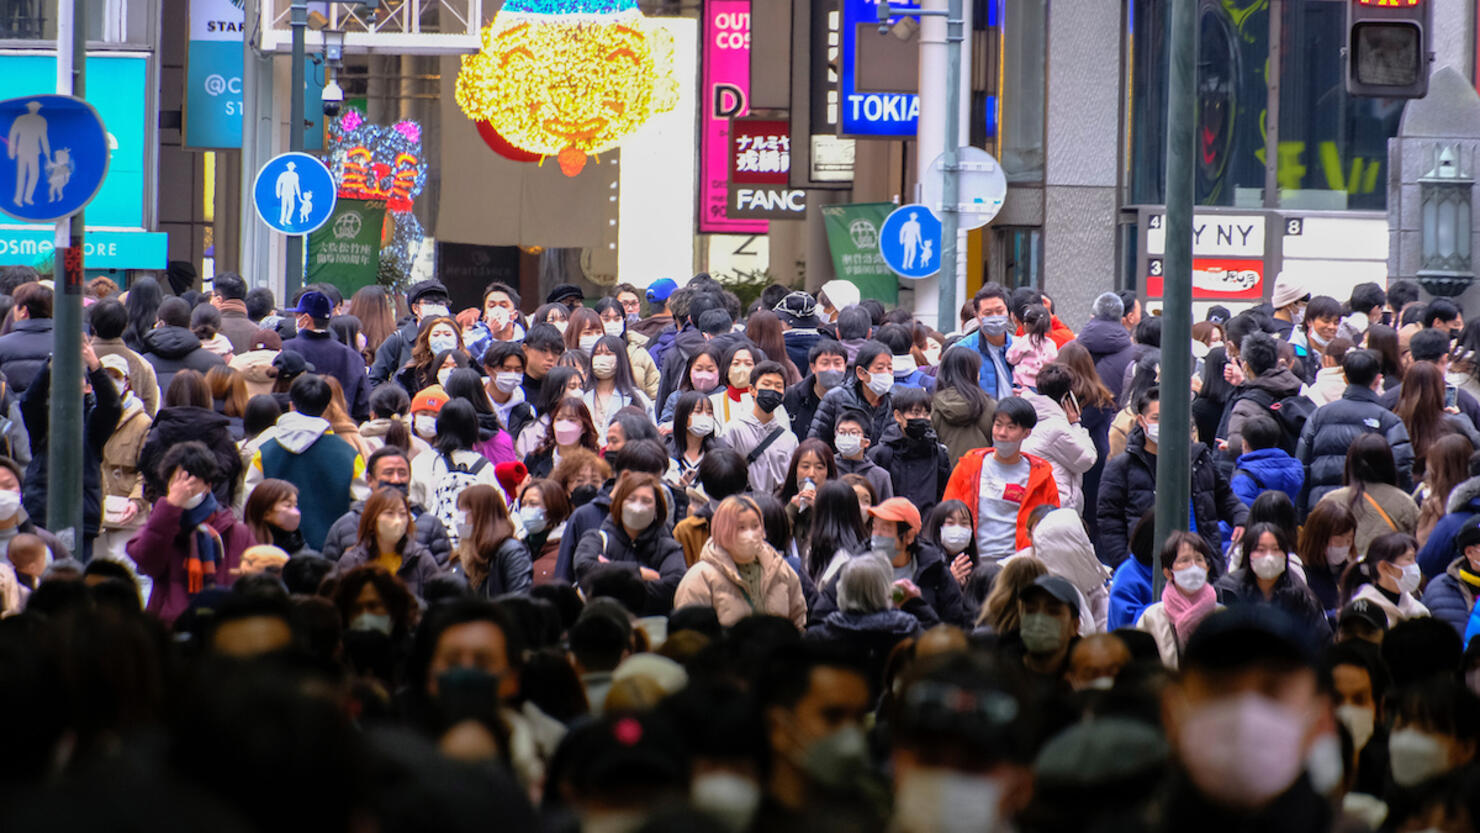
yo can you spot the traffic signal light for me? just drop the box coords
[1346,0,1432,98]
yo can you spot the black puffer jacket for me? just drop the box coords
[571,516,687,615]
[0,319,55,393]
[20,361,121,537]
[454,537,534,598]
[369,319,419,387]
[320,499,452,566]
[1214,567,1332,642]
[654,326,709,416]
[867,422,950,521]
[136,406,244,507]
[338,537,443,598]
[809,377,894,447]
[1096,425,1248,567]
[140,325,225,394]
[1295,384,1414,515]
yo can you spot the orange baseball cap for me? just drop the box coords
[867,497,921,533]
[410,386,450,414]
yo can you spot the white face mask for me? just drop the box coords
[419,303,450,320]
[1389,728,1452,787]
[1173,564,1209,593]
[437,367,454,388]
[429,334,458,355]
[602,319,625,338]
[688,414,715,437]
[494,371,523,393]
[892,767,1003,833]
[0,489,21,521]
[691,772,761,833]
[591,354,618,380]
[835,433,863,458]
[486,306,512,330]
[455,509,474,541]
[865,371,894,396]
[1397,562,1422,595]
[938,523,972,554]
[1326,544,1350,566]
[551,320,568,334]
[1143,421,1160,445]
[1178,692,1309,809]
[518,505,547,534]
[622,501,656,531]
[413,413,437,438]
[732,529,765,560]
[579,333,601,353]
[181,490,207,510]
[1251,553,1286,581]
[1335,704,1376,753]
[1305,732,1345,797]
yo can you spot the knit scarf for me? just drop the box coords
[1459,564,1480,590]
[183,492,225,594]
[1162,578,1218,649]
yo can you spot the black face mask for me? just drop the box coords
[755,388,784,414]
[905,417,932,441]
[570,484,599,507]
[380,481,410,497]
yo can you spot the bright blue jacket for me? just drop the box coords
[952,330,1014,399]
[1108,556,1153,630]
[1230,448,1305,507]
[1418,475,1480,578]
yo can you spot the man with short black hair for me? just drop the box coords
[481,342,535,440]
[1117,289,1141,333]
[953,284,1015,399]
[245,286,276,323]
[210,272,259,352]
[521,323,565,404]
[464,282,526,358]
[246,373,369,551]
[1230,413,1304,508]
[942,395,1060,562]
[280,290,369,420]
[869,387,949,519]
[568,608,630,715]
[723,360,797,493]
[1338,281,1388,342]
[1422,298,1463,335]
[0,282,54,392]
[672,447,752,567]
[89,297,161,416]
[1219,331,1305,457]
[320,445,451,565]
[1298,349,1414,515]
[783,341,849,443]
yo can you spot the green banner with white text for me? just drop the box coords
[821,202,899,305]
[307,198,385,296]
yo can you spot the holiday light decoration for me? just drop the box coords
[455,0,679,176]
[326,112,427,280]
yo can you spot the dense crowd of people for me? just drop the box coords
[0,263,1475,832]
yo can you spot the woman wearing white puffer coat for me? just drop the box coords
[1019,365,1098,512]
[1003,508,1112,635]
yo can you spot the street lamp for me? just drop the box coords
[1417,144,1475,297]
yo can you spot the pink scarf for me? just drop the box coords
[1162,579,1218,649]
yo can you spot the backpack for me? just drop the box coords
[1227,387,1314,454]
[429,452,490,546]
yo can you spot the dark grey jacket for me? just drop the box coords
[321,499,452,567]
[1295,385,1414,515]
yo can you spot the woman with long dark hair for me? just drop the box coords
[778,439,837,564]
[929,346,995,466]
[348,285,397,358]
[122,275,164,353]
[1340,531,1428,627]
[1397,362,1480,480]
[1054,342,1118,537]
[452,484,533,597]
[658,343,726,427]
[396,316,465,394]
[804,479,868,589]
[583,334,652,436]
[1213,522,1330,639]
[514,365,585,456]
[1295,500,1358,615]
[1318,433,1419,554]
[515,478,573,584]
[526,396,600,479]
[1417,434,1474,546]
[666,390,719,489]
[1365,323,1403,390]
[745,309,801,385]
[594,297,661,400]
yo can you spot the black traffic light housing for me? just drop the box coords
[1346,0,1433,98]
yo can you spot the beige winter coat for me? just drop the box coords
[101,403,152,530]
[675,538,807,629]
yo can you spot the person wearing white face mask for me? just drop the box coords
[1137,531,1224,669]
[462,282,527,362]
[1321,640,1390,798]
[675,495,806,628]
[1160,606,1330,823]
[830,411,893,504]
[807,342,895,447]
[571,471,687,615]
[450,484,533,597]
[666,391,720,491]
[1212,523,1332,640]
[1385,678,1480,793]
[514,478,571,584]
[478,341,536,443]
[368,279,452,387]
[1294,501,1358,616]
[595,297,661,400]
[1342,531,1430,628]
[397,317,470,396]
[582,335,654,439]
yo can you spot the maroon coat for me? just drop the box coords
[128,499,255,626]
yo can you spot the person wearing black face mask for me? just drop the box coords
[721,360,798,494]
[867,387,950,522]
[320,446,452,566]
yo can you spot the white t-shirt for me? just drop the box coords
[976,453,1030,560]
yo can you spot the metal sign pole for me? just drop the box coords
[285,0,307,297]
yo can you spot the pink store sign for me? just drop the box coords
[700,0,768,235]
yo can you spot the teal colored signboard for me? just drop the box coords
[0,54,146,228]
[0,228,167,270]
[187,0,324,149]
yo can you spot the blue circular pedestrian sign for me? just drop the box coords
[878,203,943,279]
[0,94,110,224]
[253,151,337,235]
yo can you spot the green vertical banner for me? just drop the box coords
[821,202,899,305]
[307,198,385,296]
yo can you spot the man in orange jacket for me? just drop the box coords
[942,396,1061,561]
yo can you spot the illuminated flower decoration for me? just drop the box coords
[455,0,679,176]
[326,111,427,280]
